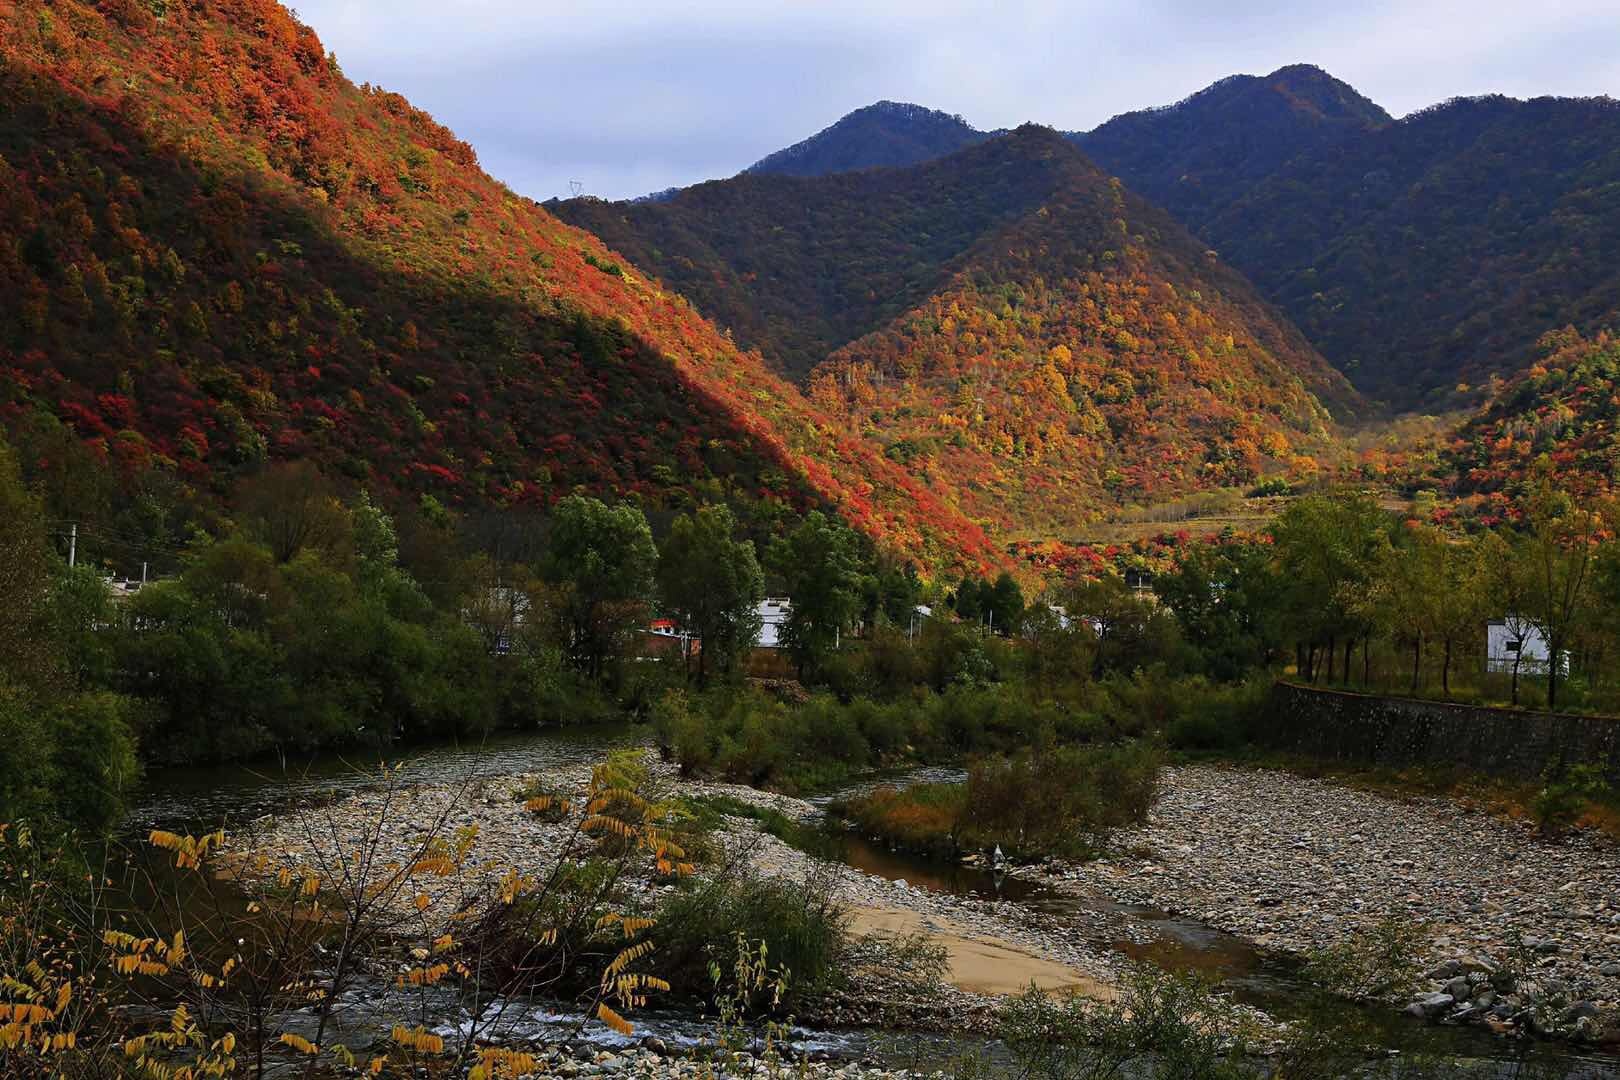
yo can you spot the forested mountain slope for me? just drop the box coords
[554,132,1084,381]
[1195,96,1620,408]
[806,129,1356,532]
[1073,64,1391,227]
[1444,327,1620,502]
[744,100,991,179]
[560,127,1359,533]
[1075,74,1620,410]
[0,0,1003,571]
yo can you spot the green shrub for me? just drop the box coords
[678,794,839,858]
[1301,917,1430,1001]
[995,965,1251,1079]
[839,740,1162,861]
[1532,762,1609,836]
[837,782,966,858]
[960,741,1162,860]
[652,869,849,1006]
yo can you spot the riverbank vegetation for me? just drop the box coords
[10,383,1620,846]
[0,753,699,1078]
[836,742,1163,861]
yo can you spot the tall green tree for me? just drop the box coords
[1516,481,1605,710]
[238,461,352,564]
[658,505,764,684]
[1478,530,1537,706]
[541,496,657,680]
[1057,573,1159,679]
[1429,534,1491,697]
[0,436,55,693]
[768,511,865,680]
[1157,541,1286,680]
[1270,494,1390,682]
[0,435,138,834]
[1367,526,1445,694]
[986,572,1025,636]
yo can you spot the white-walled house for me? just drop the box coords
[1486,617,1568,675]
[756,597,791,648]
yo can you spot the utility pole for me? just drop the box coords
[68,523,77,568]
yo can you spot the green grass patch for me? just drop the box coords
[675,793,842,858]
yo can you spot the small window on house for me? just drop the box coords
[1505,640,1521,653]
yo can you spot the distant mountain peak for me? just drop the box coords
[1261,64,1394,126]
[745,100,990,179]
[1073,65,1390,229]
[1109,64,1390,130]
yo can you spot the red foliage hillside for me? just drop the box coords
[806,130,1357,534]
[556,128,1358,535]
[0,0,1002,571]
[1444,327,1620,507]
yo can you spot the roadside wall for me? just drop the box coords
[1260,683,1620,782]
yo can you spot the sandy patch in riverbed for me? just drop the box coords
[848,905,1114,999]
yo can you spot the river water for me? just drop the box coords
[129,726,1620,1077]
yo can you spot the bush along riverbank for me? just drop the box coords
[831,741,1162,862]
[3,749,1003,1077]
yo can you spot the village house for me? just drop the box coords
[1485,616,1568,675]
[755,597,791,648]
[641,617,697,662]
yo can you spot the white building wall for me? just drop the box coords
[1486,618,1558,674]
[756,597,791,648]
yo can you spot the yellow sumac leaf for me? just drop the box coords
[279,1032,318,1055]
[596,1002,633,1037]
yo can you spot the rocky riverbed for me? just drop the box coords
[233,753,1125,1039]
[1038,764,1620,1043]
[236,752,1620,1053]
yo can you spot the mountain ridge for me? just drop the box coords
[729,72,1620,412]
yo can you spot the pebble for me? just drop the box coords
[1041,765,1620,1043]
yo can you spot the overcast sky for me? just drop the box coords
[292,0,1620,202]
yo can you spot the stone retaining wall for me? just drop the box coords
[1260,683,1620,782]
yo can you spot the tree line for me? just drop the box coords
[9,401,1619,837]
[0,433,992,834]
